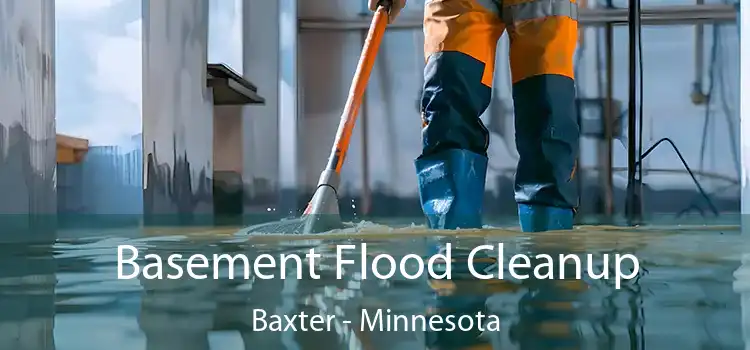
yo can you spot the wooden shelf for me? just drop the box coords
[207,63,266,106]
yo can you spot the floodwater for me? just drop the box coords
[1,221,747,350]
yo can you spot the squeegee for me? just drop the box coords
[240,1,391,234]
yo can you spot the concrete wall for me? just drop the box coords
[208,0,243,178]
[0,0,57,218]
[142,0,214,223]
[738,2,749,347]
[0,1,57,348]
[213,107,243,173]
[278,0,300,212]
[242,0,281,209]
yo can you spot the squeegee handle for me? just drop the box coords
[323,4,390,174]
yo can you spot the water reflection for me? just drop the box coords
[507,236,590,350]
[14,226,745,349]
[734,223,750,350]
[0,240,57,350]
[137,241,219,350]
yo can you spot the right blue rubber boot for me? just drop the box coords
[518,204,574,232]
[415,149,488,230]
[416,149,492,276]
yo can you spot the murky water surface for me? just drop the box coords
[1,222,746,350]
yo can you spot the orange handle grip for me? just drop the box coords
[324,6,389,173]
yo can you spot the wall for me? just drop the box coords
[213,107,243,173]
[142,0,214,224]
[241,0,281,212]
[277,0,300,213]
[739,3,749,345]
[0,0,57,223]
[208,0,243,177]
[0,1,57,348]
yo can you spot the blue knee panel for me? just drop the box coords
[421,51,492,157]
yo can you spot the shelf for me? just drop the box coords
[207,63,266,106]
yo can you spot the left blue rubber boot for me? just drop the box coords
[518,204,574,232]
[415,149,488,230]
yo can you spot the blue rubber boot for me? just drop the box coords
[518,204,574,232]
[415,149,488,230]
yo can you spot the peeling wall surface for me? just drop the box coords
[142,0,214,223]
[0,1,57,347]
[0,0,57,217]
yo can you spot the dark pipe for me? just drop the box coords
[602,0,615,220]
[691,0,707,105]
[626,0,642,225]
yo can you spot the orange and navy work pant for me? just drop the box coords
[420,0,580,209]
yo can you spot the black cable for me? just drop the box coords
[637,138,720,216]
[626,0,721,221]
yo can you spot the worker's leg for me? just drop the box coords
[417,0,504,230]
[506,0,580,232]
